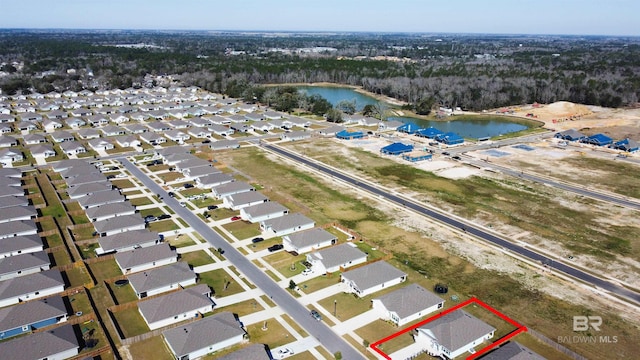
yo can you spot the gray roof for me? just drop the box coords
[85,201,135,220]
[176,158,211,170]
[0,196,29,209]
[373,284,443,318]
[262,213,315,233]
[0,296,67,332]
[66,181,113,198]
[77,190,125,208]
[93,213,144,234]
[66,173,108,187]
[419,310,496,352]
[115,243,176,270]
[0,186,24,198]
[212,181,255,196]
[341,261,407,292]
[285,227,335,249]
[209,139,240,150]
[0,269,65,303]
[0,324,78,360]
[0,234,43,254]
[184,165,220,179]
[217,343,271,360]
[0,251,50,276]
[0,168,22,178]
[243,201,288,218]
[308,243,367,270]
[128,262,196,294]
[196,172,233,185]
[480,341,546,360]
[0,220,38,238]
[97,229,161,253]
[226,191,268,206]
[138,284,212,324]
[162,311,244,357]
[0,205,37,222]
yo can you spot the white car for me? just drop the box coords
[301,268,313,276]
[278,348,294,358]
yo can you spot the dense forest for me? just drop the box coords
[1,30,639,111]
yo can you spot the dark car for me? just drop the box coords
[268,244,284,252]
[251,237,264,243]
[202,139,211,144]
[442,151,450,156]
[144,215,157,223]
[310,310,322,321]
[106,175,116,179]
[452,155,461,160]
[184,183,194,189]
[168,192,175,198]
[207,205,218,210]
[158,214,171,220]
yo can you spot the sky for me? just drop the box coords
[2,0,639,36]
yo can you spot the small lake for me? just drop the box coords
[297,85,531,139]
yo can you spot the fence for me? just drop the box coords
[69,346,112,360]
[527,328,588,360]
[119,315,201,346]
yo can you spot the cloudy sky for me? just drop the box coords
[2,0,638,36]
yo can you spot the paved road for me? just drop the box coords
[120,158,366,360]
[261,144,640,305]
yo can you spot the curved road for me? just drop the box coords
[120,158,366,360]
[261,144,640,305]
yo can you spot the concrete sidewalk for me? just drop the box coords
[332,309,379,335]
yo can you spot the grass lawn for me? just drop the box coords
[67,291,93,316]
[281,314,308,338]
[146,164,170,172]
[181,250,215,268]
[88,259,122,280]
[263,251,308,278]
[157,171,183,183]
[65,202,83,212]
[222,221,262,241]
[356,319,412,355]
[148,219,180,232]
[129,196,154,206]
[127,335,174,360]
[298,274,340,294]
[167,235,196,248]
[354,241,387,261]
[213,299,264,317]
[317,292,370,321]
[111,178,136,189]
[40,203,67,218]
[63,266,92,287]
[107,282,139,305]
[206,208,236,220]
[51,248,72,267]
[78,242,100,259]
[246,317,294,349]
[112,306,150,338]
[197,269,244,297]
[325,227,351,242]
[191,197,220,208]
[70,212,91,225]
[248,236,283,252]
[180,187,211,197]
[139,208,167,218]
[72,226,97,241]
[38,217,58,233]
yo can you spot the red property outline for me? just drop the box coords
[370,297,527,360]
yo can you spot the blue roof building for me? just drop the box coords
[613,138,639,152]
[397,123,422,135]
[555,129,586,141]
[402,152,433,162]
[584,133,613,146]
[435,132,464,145]
[336,130,365,140]
[381,142,414,155]
[415,127,444,139]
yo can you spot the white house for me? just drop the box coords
[372,284,444,326]
[260,213,315,237]
[282,227,336,254]
[0,220,38,239]
[127,261,196,299]
[306,242,367,274]
[223,191,269,210]
[92,213,146,237]
[196,172,234,189]
[85,202,136,222]
[413,310,496,359]
[0,250,50,281]
[480,341,546,360]
[114,135,141,148]
[341,261,407,297]
[29,144,57,158]
[0,205,37,224]
[0,234,44,258]
[138,284,213,330]
[77,128,101,139]
[0,269,65,308]
[59,141,86,156]
[115,243,177,274]
[163,311,245,359]
[0,324,79,360]
[211,181,255,198]
[95,229,162,255]
[0,148,24,165]
[88,138,115,151]
[165,129,191,144]
[240,201,289,223]
[139,132,167,146]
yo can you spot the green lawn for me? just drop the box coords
[107,282,139,305]
[88,259,122,280]
[213,299,264,317]
[139,208,168,218]
[355,241,387,261]
[248,237,283,252]
[51,249,72,267]
[263,251,308,278]
[127,335,174,360]
[180,187,211,197]
[78,242,100,259]
[72,226,97,241]
[129,197,154,206]
[298,274,340,294]
[70,213,91,225]
[317,292,370,321]
[148,219,180,232]
[191,197,220,208]
[245,317,294,349]
[63,266,93,287]
[67,291,94,316]
[222,221,262,241]
[167,235,197,248]
[112,307,150,338]
[197,269,244,297]
[111,179,136,189]
[180,250,215,267]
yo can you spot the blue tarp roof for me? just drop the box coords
[585,133,613,146]
[397,123,422,134]
[336,130,364,139]
[381,142,414,155]
[435,132,464,144]
[416,127,443,138]
[613,138,639,151]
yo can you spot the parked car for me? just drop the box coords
[202,139,211,144]
[301,268,313,276]
[184,183,194,189]
[179,202,186,207]
[277,348,294,358]
[442,151,450,156]
[144,215,157,223]
[251,237,264,243]
[452,155,461,160]
[230,216,242,221]
[207,205,218,210]
[310,310,322,321]
[268,244,284,252]
[158,214,171,220]
[106,175,115,179]
[168,192,175,198]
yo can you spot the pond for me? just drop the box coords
[297,85,532,138]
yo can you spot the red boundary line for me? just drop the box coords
[370,297,527,360]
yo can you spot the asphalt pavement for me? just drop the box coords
[120,158,366,360]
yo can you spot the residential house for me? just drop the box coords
[41,118,63,132]
[66,181,113,199]
[139,132,167,146]
[0,220,38,239]
[100,125,126,137]
[0,324,79,360]
[85,202,136,222]
[188,117,212,128]
[109,113,130,124]
[282,227,336,254]
[211,181,255,198]
[0,251,51,281]
[206,115,231,125]
[29,144,57,158]
[223,191,269,211]
[19,112,42,122]
[182,165,218,180]
[76,190,125,209]
[372,284,444,326]
[287,116,312,128]
[244,112,263,121]
[263,110,283,120]
[95,229,162,255]
[217,343,271,360]
[59,141,86,156]
[88,138,115,151]
[0,196,29,209]
[147,121,172,132]
[23,133,47,145]
[0,146,23,164]
[167,119,191,129]
[50,131,75,143]
[479,341,546,360]
[162,312,245,359]
[414,310,496,359]
[93,213,146,237]
[229,124,250,133]
[137,284,213,330]
[14,121,38,132]
[0,296,68,340]
[0,124,12,134]
[127,261,196,299]
[240,202,289,223]
[123,123,148,134]
[77,128,101,139]
[0,269,65,308]
[260,213,315,237]
[195,172,234,189]
[165,129,191,144]
[129,112,150,122]
[65,173,106,187]
[251,121,276,132]
[341,261,407,297]
[209,139,240,150]
[207,124,235,137]
[87,115,109,127]
[69,108,92,117]
[176,158,211,175]
[115,243,177,274]
[114,135,141,148]
[0,114,16,123]
[187,127,211,139]
[280,130,311,141]
[0,234,44,258]
[306,242,368,274]
[0,205,37,224]
[0,185,25,198]
[0,135,18,148]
